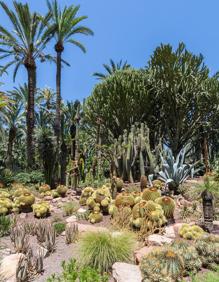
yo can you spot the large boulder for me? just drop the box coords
[147,234,173,246]
[112,262,142,282]
[0,253,25,282]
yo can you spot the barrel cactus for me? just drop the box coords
[56,185,68,197]
[39,184,51,193]
[179,224,204,240]
[142,187,161,201]
[115,192,135,208]
[155,196,175,219]
[32,201,50,218]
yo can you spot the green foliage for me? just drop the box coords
[189,265,219,282]
[14,171,44,185]
[79,231,135,273]
[179,224,204,240]
[53,222,66,235]
[155,196,175,218]
[63,201,80,216]
[46,259,108,282]
[0,215,11,237]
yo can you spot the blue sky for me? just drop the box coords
[0,0,219,101]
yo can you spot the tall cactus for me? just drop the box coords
[112,122,161,182]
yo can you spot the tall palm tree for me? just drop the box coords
[2,100,25,169]
[47,0,93,145]
[93,59,131,80]
[0,1,53,167]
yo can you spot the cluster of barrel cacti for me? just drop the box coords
[39,184,68,198]
[0,185,36,215]
[79,184,112,223]
[179,224,205,240]
[32,201,50,218]
[109,185,175,230]
[112,122,161,182]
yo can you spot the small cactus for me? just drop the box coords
[142,187,161,201]
[140,175,147,191]
[65,223,79,244]
[155,196,175,219]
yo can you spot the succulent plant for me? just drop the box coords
[0,197,13,214]
[10,226,29,253]
[140,247,184,282]
[179,224,204,240]
[115,192,135,207]
[88,211,103,224]
[39,184,51,193]
[155,196,175,219]
[43,225,56,254]
[195,235,219,269]
[13,192,35,212]
[140,175,147,191]
[171,240,202,275]
[56,185,68,197]
[115,178,124,192]
[32,201,50,218]
[16,255,28,282]
[65,223,79,244]
[152,179,163,189]
[36,220,47,243]
[79,187,94,205]
[142,187,161,201]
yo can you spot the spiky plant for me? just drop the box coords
[142,188,161,201]
[0,215,11,237]
[171,240,202,275]
[65,223,79,244]
[36,220,48,243]
[16,255,28,282]
[10,226,29,254]
[140,247,184,282]
[79,231,135,273]
[140,175,147,191]
[155,196,175,219]
[43,225,56,254]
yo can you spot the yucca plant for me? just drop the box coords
[65,223,79,244]
[79,231,135,273]
[10,226,29,254]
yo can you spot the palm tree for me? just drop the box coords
[0,1,53,167]
[93,59,130,80]
[2,100,25,169]
[46,0,93,145]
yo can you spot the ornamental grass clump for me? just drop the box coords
[79,231,135,273]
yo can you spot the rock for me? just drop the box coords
[112,262,142,282]
[19,213,27,219]
[0,248,11,258]
[134,246,154,264]
[77,208,87,213]
[0,253,25,282]
[164,225,176,239]
[61,231,66,236]
[52,198,61,203]
[147,234,173,246]
[66,215,77,224]
[77,223,108,233]
[44,196,53,201]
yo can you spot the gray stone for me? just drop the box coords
[0,253,25,282]
[77,207,87,213]
[66,215,77,224]
[147,234,173,246]
[164,225,176,239]
[112,262,142,282]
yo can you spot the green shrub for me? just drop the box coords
[63,201,80,216]
[0,215,11,237]
[46,259,108,282]
[14,171,44,185]
[188,265,219,282]
[79,231,135,273]
[53,222,66,235]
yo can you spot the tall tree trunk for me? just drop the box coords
[6,126,16,169]
[24,56,36,169]
[55,43,64,183]
[202,133,210,173]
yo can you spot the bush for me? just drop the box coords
[63,201,80,216]
[79,231,135,273]
[187,265,219,282]
[46,259,108,282]
[14,171,44,185]
[0,215,11,237]
[53,222,66,235]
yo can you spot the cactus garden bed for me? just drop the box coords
[0,177,218,282]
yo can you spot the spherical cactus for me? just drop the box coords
[14,193,35,211]
[155,196,175,218]
[140,175,147,191]
[32,201,50,218]
[56,185,68,197]
[142,187,161,201]
[115,192,135,208]
[115,178,123,192]
[86,197,96,209]
[51,190,59,198]
[108,204,118,217]
[88,211,103,224]
[132,217,143,228]
[152,179,163,190]
[39,184,51,193]
[0,206,8,215]
[0,191,10,198]
[12,188,30,198]
[179,224,204,240]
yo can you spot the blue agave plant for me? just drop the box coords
[157,145,200,193]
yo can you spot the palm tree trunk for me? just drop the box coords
[25,56,36,169]
[6,126,16,169]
